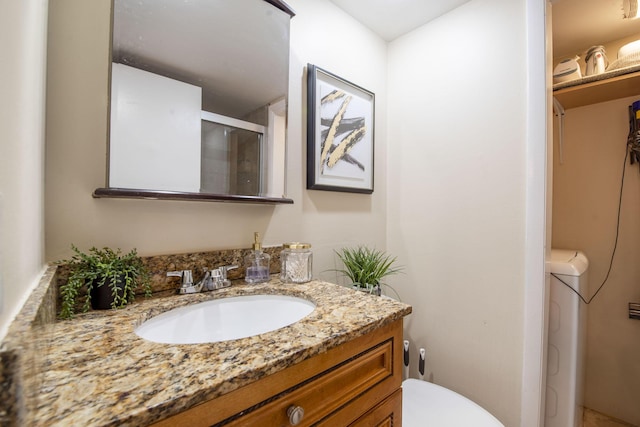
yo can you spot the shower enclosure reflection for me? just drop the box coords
[201,114,264,196]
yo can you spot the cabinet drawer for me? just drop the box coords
[226,340,394,426]
[349,388,402,427]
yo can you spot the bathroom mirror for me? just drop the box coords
[94,0,294,203]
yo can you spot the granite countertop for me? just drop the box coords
[27,278,411,426]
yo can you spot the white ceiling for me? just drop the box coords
[330,0,640,58]
[329,0,471,41]
[113,0,290,118]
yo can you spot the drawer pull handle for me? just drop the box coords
[287,405,305,425]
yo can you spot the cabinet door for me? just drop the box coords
[349,389,402,427]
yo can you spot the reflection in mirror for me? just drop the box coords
[96,0,293,203]
[201,113,265,196]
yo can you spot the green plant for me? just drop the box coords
[334,246,403,293]
[59,245,151,319]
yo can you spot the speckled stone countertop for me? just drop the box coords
[22,277,411,426]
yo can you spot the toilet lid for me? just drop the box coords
[402,379,504,427]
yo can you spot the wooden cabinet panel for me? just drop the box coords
[227,340,393,426]
[350,389,402,427]
[316,386,402,427]
[151,319,403,427]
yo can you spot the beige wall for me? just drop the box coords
[0,0,48,338]
[386,0,530,425]
[552,95,640,425]
[44,0,388,284]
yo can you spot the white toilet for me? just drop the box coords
[402,379,504,426]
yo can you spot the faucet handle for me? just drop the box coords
[168,270,204,294]
[218,265,238,280]
[204,265,238,290]
[167,270,193,286]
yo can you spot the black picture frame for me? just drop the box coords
[306,64,375,194]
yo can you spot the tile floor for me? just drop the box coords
[584,408,638,427]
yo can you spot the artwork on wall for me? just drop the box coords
[306,64,374,193]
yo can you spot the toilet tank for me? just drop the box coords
[545,249,589,427]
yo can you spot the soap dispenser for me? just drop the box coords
[244,232,271,284]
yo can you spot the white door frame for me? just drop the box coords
[521,0,552,426]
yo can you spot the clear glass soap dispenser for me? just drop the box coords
[244,232,271,284]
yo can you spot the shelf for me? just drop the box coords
[553,69,640,109]
[93,187,294,204]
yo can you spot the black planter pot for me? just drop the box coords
[90,276,125,310]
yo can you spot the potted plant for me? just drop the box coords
[334,246,403,297]
[58,245,151,319]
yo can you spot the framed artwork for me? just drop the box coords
[306,64,374,193]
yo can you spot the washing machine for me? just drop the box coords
[545,249,589,427]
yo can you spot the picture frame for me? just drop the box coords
[306,64,375,193]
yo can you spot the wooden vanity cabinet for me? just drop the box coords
[151,319,403,426]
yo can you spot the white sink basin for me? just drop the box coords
[135,294,315,344]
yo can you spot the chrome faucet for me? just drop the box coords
[167,270,202,294]
[168,265,238,294]
[203,265,238,291]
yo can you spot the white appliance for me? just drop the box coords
[545,249,589,427]
[584,46,606,76]
[553,57,582,84]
